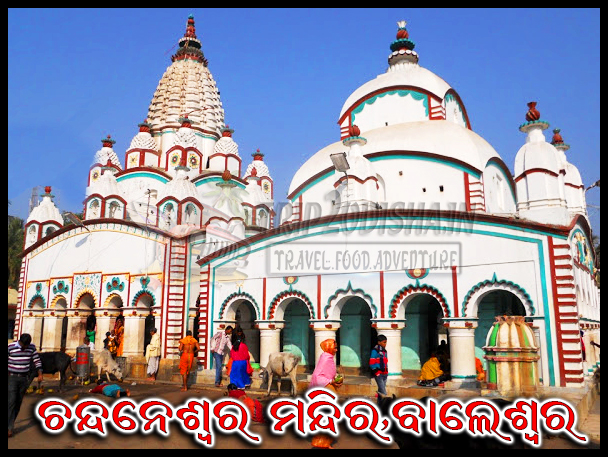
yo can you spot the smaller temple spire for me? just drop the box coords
[388,20,419,66]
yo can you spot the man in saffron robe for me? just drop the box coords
[179,330,199,392]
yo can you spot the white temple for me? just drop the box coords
[17,17,599,388]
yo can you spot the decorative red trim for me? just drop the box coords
[564,182,584,190]
[261,277,267,321]
[114,166,172,181]
[451,266,459,318]
[337,84,444,127]
[514,168,559,182]
[288,150,483,201]
[333,175,379,189]
[443,88,472,130]
[548,236,568,387]
[317,275,322,320]
[379,271,385,319]
[463,172,471,212]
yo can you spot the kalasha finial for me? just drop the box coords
[525,102,541,122]
[389,19,418,65]
[551,128,564,144]
[396,20,409,39]
[178,115,192,128]
[138,119,151,133]
[102,135,116,148]
[44,186,52,194]
[221,125,234,137]
[252,149,265,161]
[172,15,207,65]
[184,14,197,39]
[551,128,570,151]
[348,124,361,137]
[222,169,232,181]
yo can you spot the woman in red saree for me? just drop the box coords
[229,326,252,389]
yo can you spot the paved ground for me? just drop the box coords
[8,377,600,449]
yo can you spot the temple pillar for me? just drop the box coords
[41,313,65,352]
[310,321,340,364]
[257,322,283,368]
[445,319,478,387]
[66,313,88,354]
[122,314,146,358]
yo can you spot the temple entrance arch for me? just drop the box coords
[234,301,260,363]
[280,298,315,370]
[336,297,375,375]
[474,289,527,370]
[401,294,445,372]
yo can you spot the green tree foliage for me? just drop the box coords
[8,216,24,289]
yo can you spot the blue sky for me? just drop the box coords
[8,8,600,240]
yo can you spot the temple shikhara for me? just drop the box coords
[17,17,599,390]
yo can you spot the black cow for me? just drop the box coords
[29,351,74,392]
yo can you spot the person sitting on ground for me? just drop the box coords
[475,357,486,382]
[417,351,451,387]
[225,383,266,423]
[89,378,130,398]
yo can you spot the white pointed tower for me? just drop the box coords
[242,149,274,229]
[147,15,224,175]
[514,102,569,225]
[333,124,380,213]
[550,128,588,218]
[25,186,64,249]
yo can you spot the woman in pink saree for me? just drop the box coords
[309,339,343,448]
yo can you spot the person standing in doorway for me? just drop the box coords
[369,334,389,405]
[8,333,43,438]
[210,326,233,387]
[229,326,253,389]
[145,328,161,381]
[114,315,125,357]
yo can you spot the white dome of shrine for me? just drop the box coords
[27,187,63,226]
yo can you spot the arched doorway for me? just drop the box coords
[281,299,315,370]
[234,301,260,363]
[475,290,526,370]
[29,297,45,350]
[132,292,155,357]
[401,294,444,372]
[336,297,374,376]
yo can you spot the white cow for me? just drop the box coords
[260,352,301,396]
[92,349,125,382]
